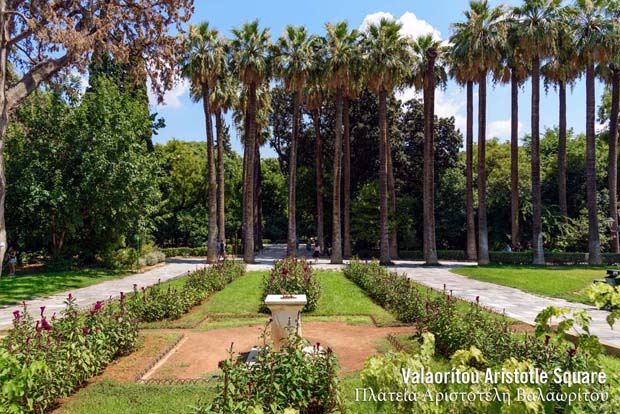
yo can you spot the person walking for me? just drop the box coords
[313,240,321,263]
[7,248,17,276]
[218,240,226,261]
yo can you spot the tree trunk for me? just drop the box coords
[0,0,9,276]
[331,88,344,264]
[287,90,301,256]
[313,109,325,254]
[477,71,490,265]
[510,70,519,250]
[387,136,398,259]
[254,137,263,251]
[216,110,226,243]
[466,81,477,260]
[343,97,352,259]
[558,80,568,221]
[423,51,438,265]
[202,84,218,264]
[243,83,256,263]
[608,68,619,253]
[378,90,390,265]
[586,64,602,265]
[531,56,545,265]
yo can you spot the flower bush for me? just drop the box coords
[127,260,246,322]
[1,293,138,414]
[198,333,341,414]
[261,257,320,313]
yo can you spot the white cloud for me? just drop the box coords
[147,78,190,109]
[360,11,442,41]
[489,119,523,140]
[396,86,467,132]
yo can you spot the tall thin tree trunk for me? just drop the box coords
[608,68,619,253]
[343,97,352,259]
[466,81,477,261]
[202,84,218,264]
[531,56,545,265]
[423,50,438,265]
[313,109,325,254]
[378,90,390,265]
[331,87,344,264]
[216,110,226,243]
[558,80,568,221]
[586,64,601,264]
[477,71,490,265]
[510,70,519,250]
[254,137,262,251]
[243,83,256,263]
[387,136,398,259]
[287,90,301,256]
[0,0,8,276]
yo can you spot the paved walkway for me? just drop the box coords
[0,258,206,329]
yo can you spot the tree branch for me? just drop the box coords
[6,28,32,47]
[2,9,35,27]
[6,53,70,111]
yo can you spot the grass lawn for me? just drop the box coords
[53,379,214,414]
[202,271,396,324]
[451,265,605,304]
[0,268,130,306]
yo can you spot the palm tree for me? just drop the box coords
[210,50,238,246]
[360,18,412,265]
[181,22,224,264]
[514,0,561,265]
[230,20,271,263]
[542,10,578,223]
[572,0,610,265]
[598,2,620,253]
[451,0,506,265]
[411,34,447,265]
[495,16,529,250]
[273,25,313,257]
[324,22,359,264]
[447,42,477,261]
[304,41,327,255]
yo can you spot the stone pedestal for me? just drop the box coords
[264,294,307,351]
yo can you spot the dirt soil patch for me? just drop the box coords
[150,321,415,379]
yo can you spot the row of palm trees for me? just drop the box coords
[182,0,620,266]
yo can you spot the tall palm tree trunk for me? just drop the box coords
[558,80,568,221]
[531,56,545,265]
[243,84,256,263]
[423,51,438,265]
[343,97,352,259]
[609,68,620,253]
[313,109,325,254]
[254,137,263,251]
[216,110,226,243]
[378,89,390,265]
[466,81,477,260]
[586,64,601,265]
[202,84,218,264]
[387,137,398,258]
[287,90,301,256]
[477,71,490,265]
[510,70,519,250]
[331,87,344,264]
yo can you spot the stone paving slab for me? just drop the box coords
[0,258,206,329]
[390,262,620,350]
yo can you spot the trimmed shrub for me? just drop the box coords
[261,257,321,313]
[127,260,246,322]
[162,246,208,257]
[488,251,533,264]
[138,249,166,267]
[603,253,620,265]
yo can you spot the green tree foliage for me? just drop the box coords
[6,75,159,265]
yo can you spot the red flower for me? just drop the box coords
[40,306,46,317]
[82,327,90,335]
[41,318,52,331]
[12,310,20,320]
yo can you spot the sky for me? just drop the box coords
[149,0,606,158]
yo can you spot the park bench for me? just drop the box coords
[594,269,620,287]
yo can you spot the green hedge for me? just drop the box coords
[162,246,208,257]
[356,249,470,261]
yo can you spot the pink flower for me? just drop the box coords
[12,310,20,320]
[41,318,52,331]
[82,327,90,335]
[475,296,480,303]
[94,301,102,312]
[40,306,46,317]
